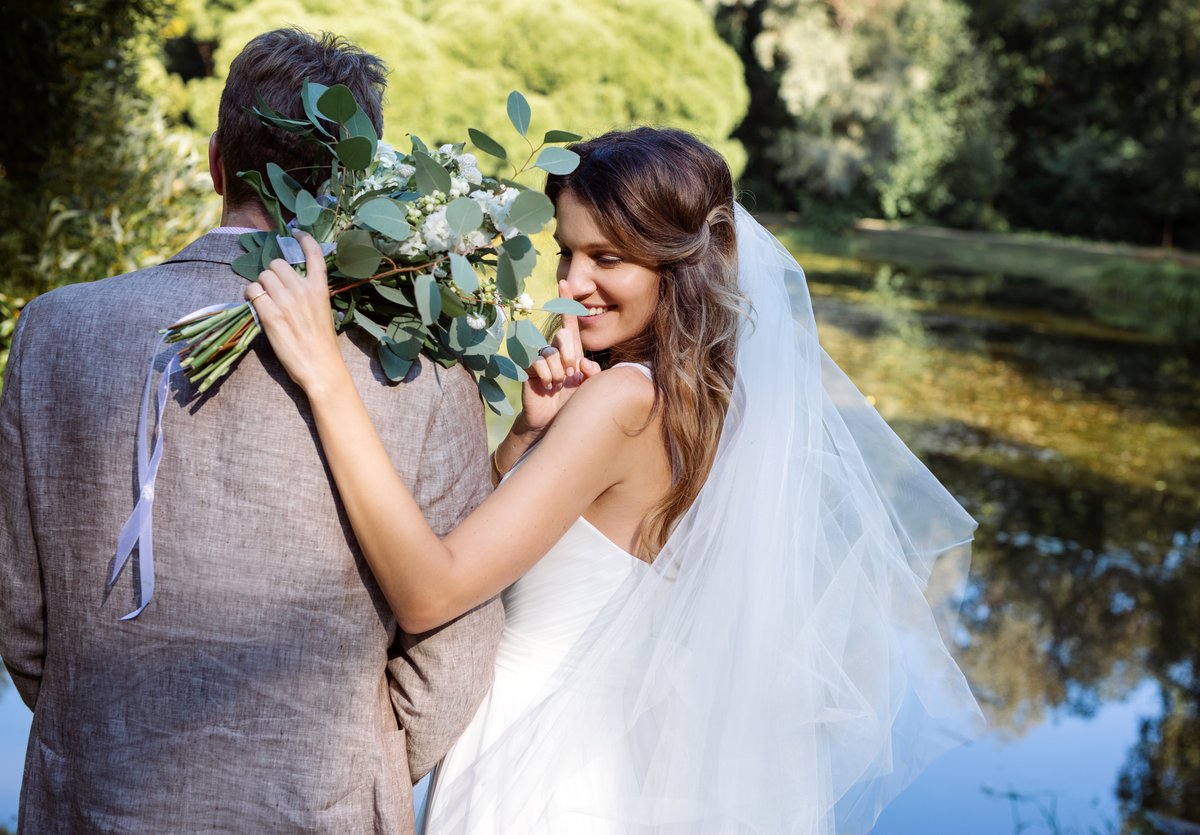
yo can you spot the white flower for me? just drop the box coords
[421,206,453,252]
[395,163,416,181]
[375,141,399,167]
[514,293,535,313]
[456,153,483,185]
[463,229,491,251]
[470,186,521,234]
[466,312,488,330]
[450,176,470,198]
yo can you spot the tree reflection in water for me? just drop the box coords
[799,257,1200,832]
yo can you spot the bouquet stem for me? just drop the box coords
[163,303,261,393]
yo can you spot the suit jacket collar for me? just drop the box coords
[164,232,250,269]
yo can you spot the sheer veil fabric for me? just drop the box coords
[433,206,984,833]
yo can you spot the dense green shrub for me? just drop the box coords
[170,0,749,174]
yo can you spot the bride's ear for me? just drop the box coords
[208,132,225,197]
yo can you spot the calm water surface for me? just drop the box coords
[2,251,1197,833]
[802,254,1200,833]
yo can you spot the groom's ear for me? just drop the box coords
[208,132,226,197]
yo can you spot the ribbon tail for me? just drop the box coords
[109,344,176,620]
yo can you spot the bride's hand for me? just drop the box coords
[519,314,601,433]
[244,231,348,396]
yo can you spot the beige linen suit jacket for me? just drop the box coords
[0,233,503,833]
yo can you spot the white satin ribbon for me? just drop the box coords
[109,301,258,620]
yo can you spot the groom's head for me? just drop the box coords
[211,28,388,219]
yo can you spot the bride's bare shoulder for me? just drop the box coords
[556,364,657,437]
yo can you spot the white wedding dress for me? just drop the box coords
[419,209,982,833]
[422,368,651,834]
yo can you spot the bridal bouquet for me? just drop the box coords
[164,83,584,413]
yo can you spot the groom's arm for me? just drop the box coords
[0,311,46,709]
[388,364,504,779]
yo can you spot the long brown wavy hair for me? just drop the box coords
[546,128,745,559]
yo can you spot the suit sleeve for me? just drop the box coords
[0,309,45,709]
[387,364,504,780]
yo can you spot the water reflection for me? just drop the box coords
[801,254,1200,833]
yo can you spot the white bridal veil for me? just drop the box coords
[435,206,984,833]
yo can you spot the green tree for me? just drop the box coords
[966,0,1200,249]
[709,0,1004,227]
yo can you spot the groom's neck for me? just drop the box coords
[220,201,273,231]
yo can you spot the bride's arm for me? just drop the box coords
[248,234,653,633]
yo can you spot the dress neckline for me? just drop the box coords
[575,514,650,568]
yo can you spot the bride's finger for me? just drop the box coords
[554,320,580,377]
[294,230,329,296]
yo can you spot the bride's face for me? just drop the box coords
[553,191,661,353]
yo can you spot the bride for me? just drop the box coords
[247,127,983,833]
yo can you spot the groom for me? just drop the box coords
[0,29,501,833]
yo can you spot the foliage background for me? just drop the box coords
[2,0,1196,374]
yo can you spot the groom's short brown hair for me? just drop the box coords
[217,28,388,210]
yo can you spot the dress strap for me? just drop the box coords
[610,361,653,380]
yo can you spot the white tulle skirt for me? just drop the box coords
[425,207,983,834]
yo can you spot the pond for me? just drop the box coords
[1,241,1197,833]
[797,248,1200,833]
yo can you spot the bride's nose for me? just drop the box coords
[558,262,596,299]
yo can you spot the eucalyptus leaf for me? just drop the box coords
[450,253,480,293]
[267,163,303,213]
[301,80,333,137]
[336,136,374,171]
[311,207,336,241]
[451,316,500,356]
[445,197,484,239]
[237,170,286,233]
[378,340,414,382]
[239,231,269,251]
[541,298,589,315]
[543,129,583,143]
[345,107,378,142]
[232,248,263,280]
[317,84,358,124]
[501,235,537,280]
[335,230,382,279]
[357,198,411,241]
[413,151,452,196]
[477,376,514,416]
[490,353,528,383]
[386,318,425,358]
[506,324,535,368]
[295,190,323,227]
[515,319,548,357]
[409,134,429,155]
[373,283,414,307]
[507,91,532,137]
[496,252,521,299]
[506,190,555,235]
[354,312,387,342]
[415,273,442,326]
[259,234,283,269]
[439,286,468,319]
[534,146,580,176]
[468,128,507,161]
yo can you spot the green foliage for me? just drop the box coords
[0,4,220,384]
[967,0,1200,249]
[711,0,1004,227]
[161,0,749,175]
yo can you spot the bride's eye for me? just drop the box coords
[596,255,622,267]
[557,249,572,260]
